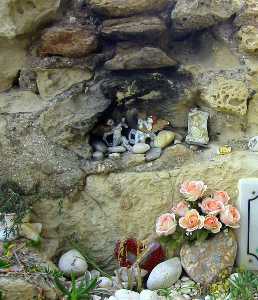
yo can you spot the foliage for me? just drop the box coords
[54,272,98,300]
[208,269,231,299]
[229,270,258,300]
[0,259,10,269]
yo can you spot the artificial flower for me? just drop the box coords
[220,205,240,228]
[204,215,222,233]
[171,200,189,217]
[199,197,224,215]
[213,191,230,205]
[179,209,205,232]
[156,213,177,236]
[180,180,207,201]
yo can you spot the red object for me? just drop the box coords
[114,239,165,273]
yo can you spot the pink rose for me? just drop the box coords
[213,191,230,205]
[171,201,189,217]
[180,181,207,201]
[204,215,222,234]
[220,205,240,228]
[199,198,224,215]
[156,213,177,236]
[179,209,205,232]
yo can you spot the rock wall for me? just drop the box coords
[0,0,257,266]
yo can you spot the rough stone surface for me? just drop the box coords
[36,68,93,99]
[105,46,177,70]
[185,110,209,146]
[0,0,60,38]
[238,26,258,54]
[0,38,28,92]
[101,16,167,41]
[147,258,182,290]
[40,25,98,58]
[180,231,237,285]
[248,136,258,152]
[200,77,249,116]
[88,0,169,17]
[171,0,242,35]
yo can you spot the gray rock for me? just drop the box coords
[180,231,237,285]
[92,140,108,153]
[145,147,162,162]
[93,151,104,161]
[140,290,160,300]
[248,136,258,152]
[58,249,88,276]
[147,258,182,290]
[185,109,209,146]
[108,146,127,153]
[132,143,150,154]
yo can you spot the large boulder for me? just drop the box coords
[180,231,237,285]
[105,45,177,70]
[101,16,167,41]
[88,0,169,17]
[39,25,98,58]
[0,0,60,38]
[171,0,242,36]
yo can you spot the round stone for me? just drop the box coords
[98,277,113,288]
[92,151,104,160]
[132,143,150,154]
[248,136,258,152]
[114,289,140,300]
[147,257,182,290]
[140,290,159,300]
[108,146,127,153]
[154,130,175,149]
[145,147,162,162]
[58,249,88,276]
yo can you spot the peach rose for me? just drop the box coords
[156,213,177,236]
[180,181,207,201]
[204,215,222,233]
[171,201,189,217]
[213,191,230,205]
[199,197,224,215]
[220,205,240,228]
[179,209,205,232]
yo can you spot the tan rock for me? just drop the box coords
[154,130,176,149]
[105,46,177,70]
[88,0,169,17]
[247,94,258,135]
[234,0,258,27]
[20,223,42,242]
[0,38,28,92]
[102,16,167,41]
[0,0,60,38]
[40,25,98,58]
[36,68,93,99]
[238,26,258,54]
[171,0,242,35]
[200,77,249,116]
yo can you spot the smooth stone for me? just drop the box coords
[92,140,108,153]
[109,153,121,159]
[153,131,175,149]
[147,257,182,290]
[145,147,162,162]
[92,151,104,161]
[114,289,140,300]
[58,249,88,276]
[140,290,159,300]
[132,143,150,154]
[174,296,187,300]
[20,223,42,242]
[98,277,113,288]
[248,136,258,152]
[108,146,126,153]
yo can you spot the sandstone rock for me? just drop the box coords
[58,249,88,276]
[248,136,258,152]
[102,16,167,41]
[147,258,182,290]
[132,143,150,154]
[247,94,258,134]
[154,131,175,149]
[36,68,93,99]
[238,25,258,54]
[0,0,60,38]
[105,46,177,70]
[171,0,242,35]
[200,77,249,116]
[88,0,169,17]
[19,69,38,93]
[180,231,237,285]
[40,25,98,58]
[185,110,209,146]
[145,147,162,162]
[0,38,27,92]
[234,0,258,27]
[20,223,42,242]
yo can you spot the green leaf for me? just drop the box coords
[53,276,69,296]
[0,259,10,269]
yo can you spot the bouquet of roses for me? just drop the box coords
[155,181,240,248]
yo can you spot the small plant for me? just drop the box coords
[229,270,258,300]
[54,272,98,300]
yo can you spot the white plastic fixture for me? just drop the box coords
[237,178,258,270]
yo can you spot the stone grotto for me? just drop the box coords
[0,0,258,299]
